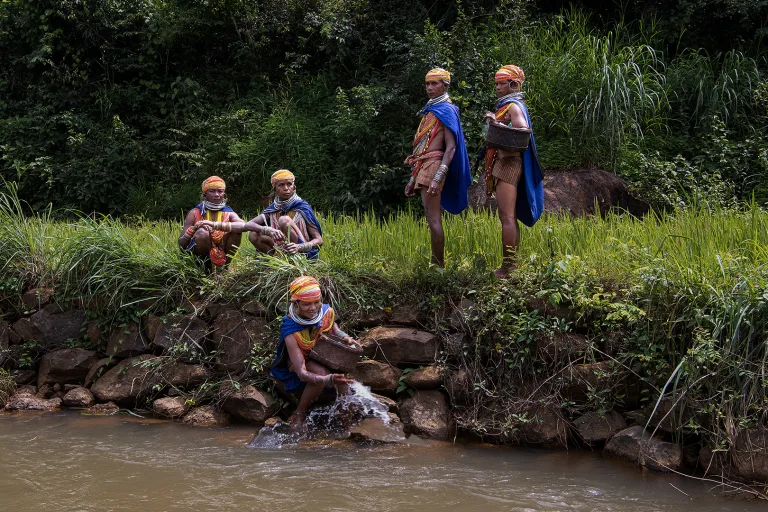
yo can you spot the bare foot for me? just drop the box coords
[493,265,516,279]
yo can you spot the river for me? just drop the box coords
[0,411,761,511]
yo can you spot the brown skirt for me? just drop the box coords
[414,157,445,193]
[492,155,523,186]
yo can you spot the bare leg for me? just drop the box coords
[290,360,331,432]
[276,216,300,243]
[223,232,242,263]
[249,231,276,254]
[495,179,520,278]
[191,229,212,257]
[420,187,445,267]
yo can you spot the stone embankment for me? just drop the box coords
[1,288,765,486]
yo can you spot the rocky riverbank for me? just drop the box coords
[1,286,766,492]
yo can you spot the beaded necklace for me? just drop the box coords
[417,93,450,115]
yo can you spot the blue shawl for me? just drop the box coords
[420,102,472,214]
[260,198,323,259]
[487,97,544,227]
[270,304,333,392]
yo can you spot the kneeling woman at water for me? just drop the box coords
[271,276,360,430]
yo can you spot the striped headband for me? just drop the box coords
[289,276,322,302]
[425,68,451,85]
[495,65,525,84]
[271,169,295,184]
[202,176,226,192]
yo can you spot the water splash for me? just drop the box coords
[248,381,391,449]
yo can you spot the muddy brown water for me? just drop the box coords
[0,411,762,512]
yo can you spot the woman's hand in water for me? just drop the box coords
[329,374,354,386]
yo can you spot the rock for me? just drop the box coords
[604,426,683,472]
[222,385,275,424]
[241,301,267,317]
[542,169,650,217]
[443,333,469,360]
[573,410,627,446]
[398,390,452,440]
[448,298,476,331]
[349,360,401,394]
[698,445,731,478]
[36,383,53,398]
[85,322,102,346]
[353,308,389,329]
[152,396,189,418]
[21,287,53,312]
[86,402,120,415]
[444,368,472,406]
[389,305,425,327]
[162,362,213,389]
[153,314,208,359]
[563,361,615,402]
[518,405,569,448]
[14,386,35,398]
[359,327,438,364]
[524,296,575,321]
[37,348,101,388]
[622,409,648,426]
[84,358,119,388]
[732,428,768,483]
[90,354,163,405]
[11,306,86,349]
[372,393,398,414]
[264,417,282,428]
[106,322,148,358]
[62,387,95,407]
[182,405,230,427]
[536,331,588,364]
[403,365,442,389]
[5,394,61,411]
[0,320,9,367]
[350,417,407,443]
[211,310,270,374]
[12,369,37,385]
[642,396,693,434]
[142,315,163,343]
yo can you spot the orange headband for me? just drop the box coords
[271,169,295,184]
[495,64,525,84]
[289,276,322,302]
[425,68,451,85]
[202,176,226,192]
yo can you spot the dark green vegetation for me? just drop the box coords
[2,186,767,454]
[1,0,767,217]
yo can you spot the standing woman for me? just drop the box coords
[482,65,544,278]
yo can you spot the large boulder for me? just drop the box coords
[604,425,683,472]
[573,410,626,446]
[21,287,54,312]
[731,428,768,483]
[518,405,569,448]
[359,327,438,364]
[152,314,208,359]
[106,322,149,358]
[398,390,453,440]
[642,396,694,434]
[84,358,119,388]
[211,310,270,374]
[37,348,101,388]
[90,355,162,405]
[11,305,86,349]
[5,393,61,411]
[222,385,275,424]
[389,305,426,327]
[142,314,163,344]
[404,366,442,389]
[182,405,230,427]
[349,360,402,394]
[350,417,407,444]
[563,361,615,403]
[62,387,95,407]
[153,396,189,418]
[469,169,649,218]
[162,362,213,390]
[535,331,588,365]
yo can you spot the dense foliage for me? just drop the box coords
[1,0,767,217]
